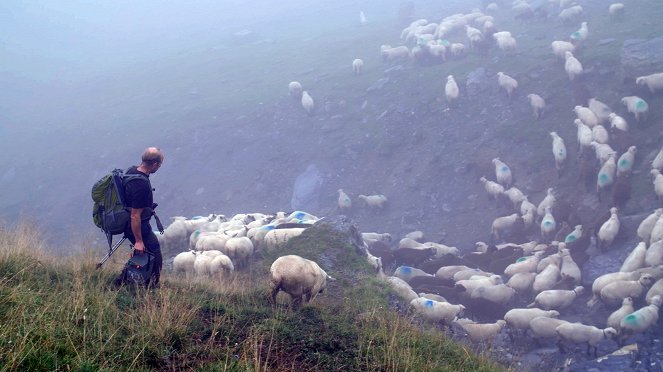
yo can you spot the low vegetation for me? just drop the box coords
[0,222,500,371]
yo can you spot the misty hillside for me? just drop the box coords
[1,0,663,255]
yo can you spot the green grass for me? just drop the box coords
[0,222,501,371]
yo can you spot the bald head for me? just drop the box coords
[141,147,164,166]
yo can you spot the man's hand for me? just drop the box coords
[134,241,145,253]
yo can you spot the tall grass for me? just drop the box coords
[0,222,501,371]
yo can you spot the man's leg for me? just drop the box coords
[142,224,162,288]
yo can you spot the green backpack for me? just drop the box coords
[91,169,147,235]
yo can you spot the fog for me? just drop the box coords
[3,0,458,247]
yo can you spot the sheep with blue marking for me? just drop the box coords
[619,295,662,341]
[410,297,465,323]
[621,96,648,122]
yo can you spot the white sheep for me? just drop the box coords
[422,241,459,257]
[492,158,512,187]
[209,253,234,278]
[455,275,502,296]
[528,286,584,310]
[449,43,465,57]
[654,146,663,171]
[575,105,599,127]
[529,317,569,341]
[458,320,506,343]
[504,308,559,331]
[445,75,459,104]
[288,81,302,98]
[196,233,229,252]
[480,176,504,201]
[653,216,663,246]
[597,154,617,199]
[564,51,583,81]
[591,124,609,144]
[620,242,647,272]
[505,251,544,277]
[635,72,663,93]
[574,119,593,151]
[621,96,648,122]
[541,207,557,241]
[600,274,655,306]
[555,323,617,357]
[551,40,575,59]
[380,45,410,61]
[564,225,583,244]
[532,263,560,294]
[598,207,620,251]
[560,248,581,284]
[410,298,465,323]
[419,293,446,302]
[619,295,662,339]
[173,250,198,278]
[494,34,517,53]
[527,94,546,119]
[453,268,492,282]
[645,241,663,267]
[607,297,634,332]
[609,113,628,132]
[609,3,625,18]
[471,284,516,306]
[506,272,536,294]
[616,146,637,177]
[352,58,364,75]
[301,91,314,114]
[358,194,388,208]
[587,271,641,308]
[491,213,521,241]
[362,232,391,243]
[646,278,663,304]
[588,98,612,124]
[223,236,254,268]
[652,169,663,202]
[193,254,213,277]
[394,266,432,282]
[591,141,617,164]
[550,132,566,172]
[269,255,332,306]
[435,265,472,280]
[263,228,306,251]
[570,22,588,44]
[638,208,663,243]
[496,72,518,98]
[504,186,527,208]
[405,230,424,241]
[520,198,537,228]
[558,6,583,23]
[337,189,352,210]
[386,276,418,302]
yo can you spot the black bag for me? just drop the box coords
[117,251,154,288]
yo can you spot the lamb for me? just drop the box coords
[541,207,557,241]
[458,320,506,343]
[358,194,388,208]
[609,3,625,18]
[609,113,628,132]
[597,155,617,201]
[492,158,512,187]
[598,207,620,251]
[288,81,302,98]
[564,51,583,81]
[600,274,655,306]
[570,22,588,44]
[301,91,314,114]
[445,75,460,104]
[480,176,504,200]
[652,169,663,202]
[527,94,546,119]
[269,255,332,306]
[223,236,254,268]
[591,124,609,144]
[607,297,634,332]
[352,58,364,75]
[575,106,599,127]
[532,263,560,294]
[410,298,465,323]
[528,286,584,310]
[621,96,648,122]
[496,72,518,98]
[620,242,647,272]
[616,146,637,177]
[551,40,575,58]
[555,323,617,357]
[619,295,662,340]
[504,308,559,332]
[380,45,410,61]
[550,132,567,172]
[645,241,663,267]
[638,208,663,243]
[529,317,569,341]
[337,189,352,210]
[635,72,663,93]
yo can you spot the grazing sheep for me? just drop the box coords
[564,51,583,80]
[652,169,663,202]
[496,72,518,98]
[635,72,663,93]
[352,58,364,75]
[550,132,567,172]
[505,308,559,332]
[575,106,599,127]
[600,274,655,307]
[619,295,662,340]
[597,154,617,201]
[529,286,584,310]
[638,209,663,243]
[301,91,314,114]
[358,194,388,208]
[616,146,637,177]
[609,113,629,132]
[480,176,504,200]
[607,297,634,332]
[458,320,506,343]
[621,96,648,122]
[598,207,620,251]
[445,75,460,104]
[529,317,570,341]
[410,298,465,323]
[492,158,512,187]
[556,323,617,357]
[551,40,575,58]
[337,189,352,210]
[527,94,546,119]
[269,255,332,306]
[620,242,647,272]
[288,81,302,98]
[645,240,663,267]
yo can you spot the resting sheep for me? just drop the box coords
[270,255,332,307]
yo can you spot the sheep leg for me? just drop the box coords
[557,339,566,353]
[270,282,280,303]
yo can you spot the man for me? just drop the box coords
[120,147,164,287]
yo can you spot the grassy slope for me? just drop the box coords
[0,223,500,371]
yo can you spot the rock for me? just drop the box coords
[599,38,616,46]
[312,215,365,256]
[383,65,404,76]
[290,164,324,213]
[621,37,663,77]
[367,78,390,93]
[465,67,491,97]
